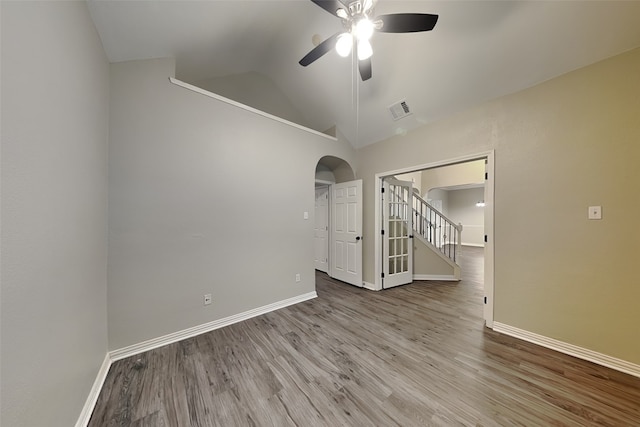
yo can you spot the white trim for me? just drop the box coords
[375,151,496,181]
[110,292,317,361]
[76,292,317,425]
[362,281,379,291]
[75,354,112,427]
[374,176,383,289]
[483,152,495,328]
[493,322,640,379]
[413,274,459,282]
[169,78,335,142]
[374,151,494,297]
[462,243,485,248]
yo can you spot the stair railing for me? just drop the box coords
[412,192,462,264]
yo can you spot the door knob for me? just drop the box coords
[356,236,361,241]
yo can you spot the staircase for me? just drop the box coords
[412,191,462,265]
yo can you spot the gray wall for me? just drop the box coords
[108,58,355,350]
[1,2,109,426]
[447,187,485,246]
[193,71,311,129]
[421,160,485,196]
[426,188,449,216]
[357,47,640,365]
[413,239,456,277]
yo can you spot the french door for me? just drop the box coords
[383,178,413,288]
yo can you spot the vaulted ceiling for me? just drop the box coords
[87,0,640,148]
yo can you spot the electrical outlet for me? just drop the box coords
[588,206,602,220]
[295,274,301,282]
[204,293,212,305]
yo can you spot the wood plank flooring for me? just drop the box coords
[89,247,640,426]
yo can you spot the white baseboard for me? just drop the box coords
[493,322,640,379]
[76,292,319,425]
[77,292,318,426]
[362,281,379,291]
[462,243,485,248]
[75,353,112,427]
[413,274,459,282]
[110,291,317,361]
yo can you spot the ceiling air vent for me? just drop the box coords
[388,99,412,121]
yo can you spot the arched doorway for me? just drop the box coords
[315,155,355,184]
[314,156,362,288]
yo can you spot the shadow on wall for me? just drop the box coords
[316,155,355,184]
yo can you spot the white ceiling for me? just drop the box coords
[87,0,640,148]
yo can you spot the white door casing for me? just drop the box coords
[330,180,363,287]
[383,178,413,288]
[314,186,329,273]
[373,152,495,324]
[483,155,495,327]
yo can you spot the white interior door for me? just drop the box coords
[383,178,413,288]
[314,186,329,273]
[330,180,362,287]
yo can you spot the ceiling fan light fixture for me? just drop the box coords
[357,39,373,60]
[336,32,353,57]
[301,0,439,82]
[355,18,374,41]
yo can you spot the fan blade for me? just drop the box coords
[375,13,439,33]
[299,33,341,67]
[310,0,348,18]
[358,57,372,81]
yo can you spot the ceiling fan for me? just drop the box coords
[299,0,439,81]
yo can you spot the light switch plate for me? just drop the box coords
[588,206,602,220]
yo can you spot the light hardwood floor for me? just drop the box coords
[89,247,640,426]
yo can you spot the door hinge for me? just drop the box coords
[381,229,385,235]
[484,235,488,243]
[485,172,488,180]
[484,296,487,304]
[381,187,385,193]
[381,273,385,278]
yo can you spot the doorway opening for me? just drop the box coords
[374,151,495,327]
[314,156,363,289]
